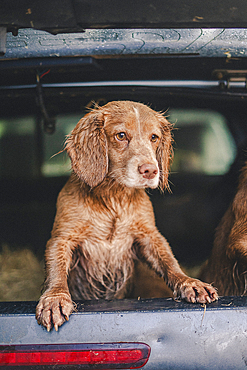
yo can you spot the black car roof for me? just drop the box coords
[1,0,247,34]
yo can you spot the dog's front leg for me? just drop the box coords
[135,230,218,304]
[36,238,75,331]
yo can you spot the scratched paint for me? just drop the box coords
[2,28,247,59]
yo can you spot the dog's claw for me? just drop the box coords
[36,292,74,331]
[206,296,211,303]
[176,277,218,304]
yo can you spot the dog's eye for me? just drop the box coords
[116,132,127,141]
[151,134,159,142]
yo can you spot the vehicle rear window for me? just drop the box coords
[42,114,80,177]
[170,109,236,175]
[0,117,38,178]
[0,109,236,178]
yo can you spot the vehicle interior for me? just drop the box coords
[1,52,247,301]
[1,20,247,302]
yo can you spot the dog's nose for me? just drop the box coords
[138,163,158,179]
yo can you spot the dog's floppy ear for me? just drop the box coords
[156,115,173,191]
[65,109,108,188]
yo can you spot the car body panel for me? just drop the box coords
[1,297,247,369]
[1,28,247,60]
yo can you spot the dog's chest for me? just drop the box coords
[73,207,136,299]
[77,203,136,272]
[89,207,134,249]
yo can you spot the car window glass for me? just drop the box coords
[0,109,236,178]
[169,109,236,175]
[42,114,81,177]
[0,117,38,178]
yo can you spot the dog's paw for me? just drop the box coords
[174,277,218,304]
[36,291,75,331]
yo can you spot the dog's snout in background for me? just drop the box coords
[36,100,217,332]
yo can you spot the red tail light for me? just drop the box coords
[0,342,150,368]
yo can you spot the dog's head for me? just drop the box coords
[65,101,173,190]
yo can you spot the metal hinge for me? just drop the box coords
[213,69,247,89]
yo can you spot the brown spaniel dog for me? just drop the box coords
[36,101,218,331]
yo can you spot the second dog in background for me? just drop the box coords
[36,101,218,331]
[200,161,247,296]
